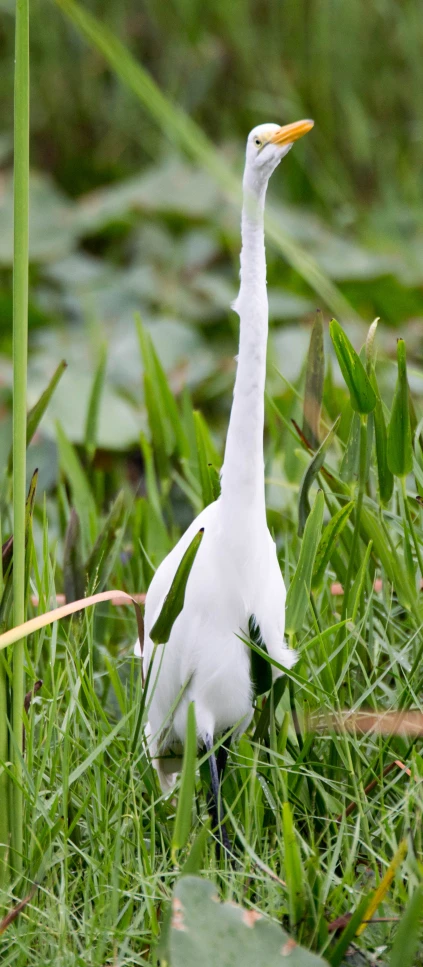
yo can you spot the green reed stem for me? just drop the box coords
[12,0,30,876]
[0,515,10,891]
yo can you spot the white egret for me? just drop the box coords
[135,119,314,835]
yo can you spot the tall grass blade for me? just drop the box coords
[387,339,413,477]
[312,501,353,593]
[282,800,305,929]
[11,0,30,876]
[298,417,340,535]
[286,490,324,636]
[84,346,107,461]
[370,368,394,503]
[172,702,197,858]
[302,310,324,449]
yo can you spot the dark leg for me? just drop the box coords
[205,734,231,853]
[216,736,231,781]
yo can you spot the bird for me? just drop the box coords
[135,118,314,841]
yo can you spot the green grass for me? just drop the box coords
[1,3,423,963]
[1,313,423,964]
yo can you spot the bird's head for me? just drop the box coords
[245,119,314,189]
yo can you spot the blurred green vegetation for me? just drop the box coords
[1,0,423,479]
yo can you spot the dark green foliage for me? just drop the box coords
[329,320,376,415]
[387,339,413,477]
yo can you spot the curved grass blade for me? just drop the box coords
[303,310,324,449]
[0,588,144,653]
[298,417,340,536]
[172,701,197,859]
[387,339,413,478]
[286,490,324,636]
[150,528,204,645]
[330,319,376,414]
[312,501,353,593]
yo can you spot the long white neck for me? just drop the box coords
[220,169,268,528]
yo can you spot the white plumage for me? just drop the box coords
[135,118,314,795]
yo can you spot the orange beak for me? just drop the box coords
[269,118,314,146]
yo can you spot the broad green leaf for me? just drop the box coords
[387,339,413,477]
[302,311,324,449]
[282,801,306,930]
[150,528,204,645]
[172,702,197,856]
[312,501,353,592]
[370,368,394,503]
[329,319,376,414]
[85,490,127,595]
[389,884,423,967]
[169,876,329,966]
[8,359,67,475]
[84,344,107,460]
[298,417,340,536]
[286,490,324,635]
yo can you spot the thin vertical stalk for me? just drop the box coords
[12,0,30,875]
[0,516,10,890]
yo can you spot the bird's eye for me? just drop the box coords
[254,138,261,147]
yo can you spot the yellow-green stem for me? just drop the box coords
[12,0,30,876]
